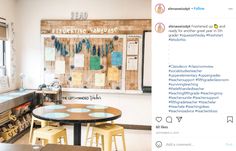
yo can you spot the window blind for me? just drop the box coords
[0,17,7,40]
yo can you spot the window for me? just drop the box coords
[0,17,7,76]
[0,40,6,76]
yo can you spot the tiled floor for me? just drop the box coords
[14,125,151,151]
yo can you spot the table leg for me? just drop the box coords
[74,123,81,145]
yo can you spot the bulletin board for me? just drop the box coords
[41,20,151,93]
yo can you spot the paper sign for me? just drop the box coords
[45,47,56,61]
[95,73,106,87]
[107,67,119,82]
[90,56,101,70]
[71,72,82,86]
[127,56,138,70]
[55,60,65,74]
[74,54,84,68]
[0,76,9,89]
[127,41,139,55]
[44,73,55,84]
[111,52,122,66]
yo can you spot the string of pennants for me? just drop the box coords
[51,35,115,57]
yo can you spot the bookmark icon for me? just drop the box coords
[227,116,233,123]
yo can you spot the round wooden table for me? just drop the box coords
[32,104,122,146]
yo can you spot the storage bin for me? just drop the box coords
[12,106,22,117]
[0,110,12,125]
[0,127,14,141]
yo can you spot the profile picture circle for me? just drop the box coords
[155,3,165,14]
[155,23,165,33]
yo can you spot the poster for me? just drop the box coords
[107,67,119,82]
[90,56,101,70]
[45,47,56,61]
[55,60,65,74]
[95,73,105,87]
[71,72,82,86]
[127,41,139,55]
[127,56,138,70]
[111,52,122,66]
[74,54,84,68]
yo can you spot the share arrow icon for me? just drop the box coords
[176,116,182,122]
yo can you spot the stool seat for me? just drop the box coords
[34,126,66,137]
[93,124,123,133]
[32,126,67,145]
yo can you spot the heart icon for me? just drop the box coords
[156,117,162,122]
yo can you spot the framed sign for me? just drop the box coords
[142,30,152,93]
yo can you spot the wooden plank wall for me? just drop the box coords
[41,19,151,35]
[41,19,151,91]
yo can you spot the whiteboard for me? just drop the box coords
[142,31,152,93]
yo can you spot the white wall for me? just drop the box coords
[0,0,16,21]
[64,92,151,125]
[0,0,18,93]
[16,0,151,126]
[16,0,151,89]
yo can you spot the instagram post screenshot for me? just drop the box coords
[0,0,236,151]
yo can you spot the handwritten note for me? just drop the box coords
[55,60,65,74]
[127,56,138,70]
[127,41,139,55]
[95,73,105,87]
[111,52,122,66]
[107,67,119,82]
[90,56,101,70]
[45,47,56,61]
[71,72,82,86]
[74,54,84,68]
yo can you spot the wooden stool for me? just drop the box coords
[85,123,92,146]
[29,116,49,144]
[85,122,117,150]
[32,126,67,145]
[90,123,126,151]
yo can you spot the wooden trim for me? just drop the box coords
[81,123,151,130]
[41,19,151,21]
[41,19,151,35]
[119,124,151,130]
[35,90,60,94]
